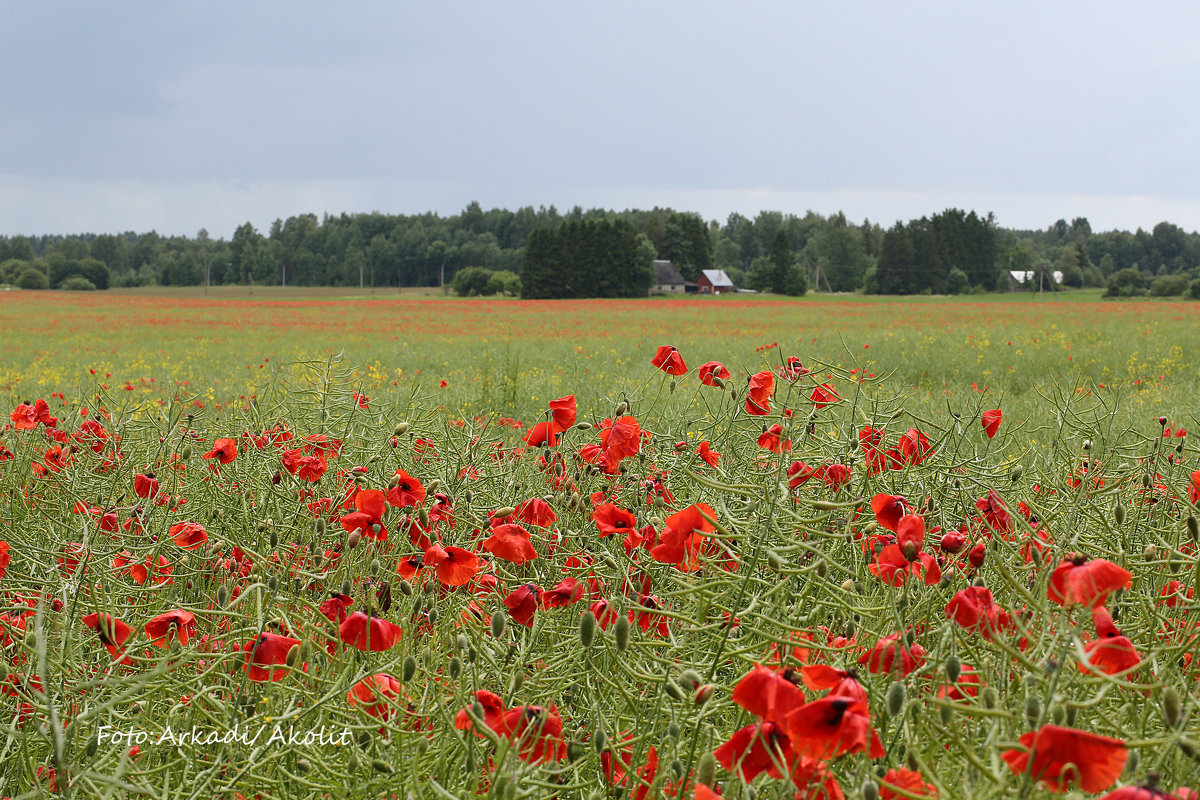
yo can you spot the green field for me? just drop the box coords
[0,291,1198,799]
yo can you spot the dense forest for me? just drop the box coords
[3,202,1200,298]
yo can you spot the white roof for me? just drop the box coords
[700,269,734,287]
[1010,270,1064,284]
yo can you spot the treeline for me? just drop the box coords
[3,202,1200,296]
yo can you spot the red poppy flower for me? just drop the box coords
[1158,580,1195,608]
[788,460,816,489]
[880,768,937,799]
[757,424,792,453]
[281,448,327,482]
[82,612,134,663]
[548,394,577,433]
[746,370,774,416]
[1189,470,1200,505]
[858,632,926,676]
[821,463,852,489]
[523,421,559,448]
[810,383,840,408]
[340,489,389,541]
[697,361,731,386]
[732,665,805,725]
[975,489,1013,533]
[319,593,354,623]
[145,609,197,648]
[945,586,1013,640]
[650,345,687,376]
[897,427,934,465]
[347,673,403,720]
[504,584,541,627]
[1099,787,1193,800]
[937,663,982,701]
[714,721,794,782]
[799,664,868,702]
[502,704,567,764]
[9,403,37,430]
[242,632,302,682]
[426,545,478,586]
[870,494,907,533]
[695,440,720,467]
[0,541,9,578]
[133,472,159,498]
[513,497,556,527]
[169,521,209,551]
[385,469,425,508]
[650,503,717,570]
[541,578,584,609]
[1047,556,1132,608]
[596,415,645,473]
[778,356,808,380]
[593,503,637,538]
[456,689,509,737]
[982,409,1002,439]
[202,437,238,464]
[483,523,539,565]
[339,611,402,651]
[1001,724,1127,793]
[784,695,881,760]
[1080,606,1141,676]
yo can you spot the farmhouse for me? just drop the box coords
[1008,270,1064,290]
[696,269,734,294]
[650,260,694,294]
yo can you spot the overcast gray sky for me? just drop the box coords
[3,1,1199,237]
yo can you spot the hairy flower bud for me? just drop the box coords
[615,615,630,652]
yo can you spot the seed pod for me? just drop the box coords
[448,656,462,679]
[696,751,717,787]
[982,686,999,709]
[1114,502,1126,526]
[579,611,597,648]
[371,760,393,774]
[886,682,906,717]
[403,656,417,682]
[615,615,630,652]
[285,644,301,668]
[491,610,507,639]
[1010,464,1023,481]
[394,422,409,436]
[939,704,953,725]
[1188,516,1199,542]
[85,734,99,758]
[664,679,685,701]
[767,551,784,571]
[1164,686,1182,728]
[347,529,362,549]
[593,726,607,754]
[1024,696,1041,728]
[862,778,880,800]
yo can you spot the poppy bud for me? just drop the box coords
[694,683,716,705]
[269,529,278,549]
[1143,544,1157,562]
[340,579,353,597]
[1188,516,1199,541]
[85,734,99,758]
[1010,464,1022,481]
[766,550,784,571]
[395,579,411,597]
[1114,501,1127,526]
[1023,696,1041,727]
[666,722,680,740]
[982,687,998,709]
[968,541,986,568]
[615,615,630,652]
[862,778,879,800]
[1050,702,1065,725]
[579,611,597,648]
[402,655,417,683]
[615,402,628,416]
[491,610,507,639]
[347,529,362,549]
[696,751,716,788]
[593,726,607,754]
[1164,686,1182,728]
[372,760,393,774]
[181,446,192,460]
[664,679,685,701]
[841,579,855,593]
[886,681,906,717]
[0,659,10,684]
[217,585,229,607]
[448,656,462,679]
[284,644,301,669]
[901,541,919,562]
[940,530,966,554]
[679,669,702,692]
[945,654,961,683]
[494,506,516,520]
[427,607,439,625]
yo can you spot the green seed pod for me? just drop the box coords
[664,680,685,701]
[217,585,229,607]
[514,670,525,692]
[696,751,716,788]
[567,742,587,763]
[939,704,953,725]
[593,726,607,754]
[1010,464,1023,481]
[1115,502,1126,526]
[615,615,630,652]
[1164,686,1182,728]
[85,734,99,758]
[982,687,999,710]
[579,611,597,648]
[448,656,462,679]
[886,682,907,717]
[181,445,192,460]
[862,778,880,800]
[371,759,394,774]
[1188,516,1199,542]
[315,518,326,536]
[491,610,507,639]
[295,758,312,774]
[766,550,784,571]
[1024,696,1041,728]
[403,656,417,682]
[1051,702,1065,725]
[679,669,702,692]
[397,579,413,596]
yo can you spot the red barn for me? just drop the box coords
[696,269,734,294]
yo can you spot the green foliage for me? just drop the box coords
[484,270,521,296]
[1189,278,1200,299]
[520,219,647,299]
[58,275,97,291]
[15,266,48,290]
[0,258,31,284]
[875,223,915,294]
[452,266,494,297]
[1150,273,1189,296]
[1104,267,1148,297]
[768,229,792,294]
[945,267,970,294]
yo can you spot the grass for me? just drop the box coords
[0,291,1198,799]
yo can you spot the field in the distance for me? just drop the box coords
[1,291,1199,799]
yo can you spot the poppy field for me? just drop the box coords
[1,291,1200,799]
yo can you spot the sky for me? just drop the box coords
[3,1,1199,238]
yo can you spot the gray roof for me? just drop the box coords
[700,269,734,287]
[653,260,687,285]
